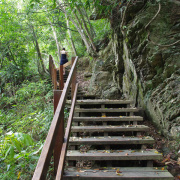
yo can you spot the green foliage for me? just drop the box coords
[1,132,33,161]
[0,131,43,180]
[0,79,53,179]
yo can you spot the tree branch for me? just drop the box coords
[147,31,180,47]
[120,0,131,29]
[145,3,161,29]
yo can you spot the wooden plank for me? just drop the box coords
[65,167,171,172]
[54,111,64,174]
[63,167,173,180]
[71,57,76,100]
[73,116,143,122]
[66,149,162,161]
[49,55,53,78]
[75,108,139,113]
[53,90,62,114]
[76,100,133,105]
[53,90,63,173]
[69,136,154,145]
[71,125,149,132]
[55,83,78,180]
[54,67,57,90]
[68,95,97,99]
[32,57,78,180]
[59,67,61,90]
[60,65,64,90]
[52,63,55,87]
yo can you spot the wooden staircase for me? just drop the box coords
[33,56,173,180]
[63,99,173,179]
[58,69,96,100]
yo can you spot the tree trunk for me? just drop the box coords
[71,9,92,53]
[31,25,47,75]
[58,0,93,54]
[75,5,97,52]
[48,18,61,62]
[8,46,18,67]
[81,5,96,38]
[65,13,77,56]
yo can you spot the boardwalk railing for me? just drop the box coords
[32,56,78,180]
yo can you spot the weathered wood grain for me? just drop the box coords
[76,100,134,105]
[71,125,149,132]
[63,167,173,180]
[69,136,154,145]
[66,149,162,161]
[75,108,139,113]
[73,116,143,122]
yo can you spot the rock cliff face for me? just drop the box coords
[89,0,180,139]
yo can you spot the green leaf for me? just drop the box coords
[53,0,56,9]
[7,164,11,171]
[9,146,15,159]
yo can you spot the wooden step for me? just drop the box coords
[69,136,154,145]
[75,108,139,113]
[67,95,97,99]
[63,167,173,180]
[76,99,133,105]
[68,92,85,96]
[73,116,143,122]
[68,95,96,98]
[71,125,149,132]
[66,149,162,161]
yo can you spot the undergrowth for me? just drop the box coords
[0,79,54,180]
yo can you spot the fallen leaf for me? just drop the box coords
[161,167,165,170]
[79,170,85,173]
[117,150,124,152]
[116,169,122,174]
[117,173,123,176]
